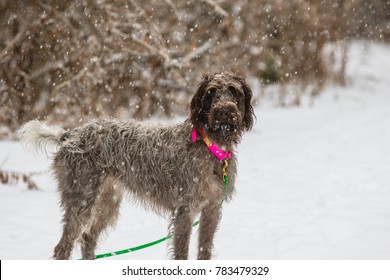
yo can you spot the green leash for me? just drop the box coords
[94,220,200,259]
[91,161,229,260]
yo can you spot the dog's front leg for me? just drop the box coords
[173,206,193,260]
[198,202,221,260]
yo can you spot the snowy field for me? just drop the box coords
[1,41,389,260]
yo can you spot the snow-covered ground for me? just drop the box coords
[1,41,389,260]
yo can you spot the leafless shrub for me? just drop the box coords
[0,169,42,190]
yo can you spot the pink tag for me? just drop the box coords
[208,143,231,161]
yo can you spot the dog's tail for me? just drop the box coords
[18,120,65,154]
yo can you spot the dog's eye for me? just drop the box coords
[207,88,216,95]
[228,86,237,94]
[203,88,216,110]
[204,88,216,104]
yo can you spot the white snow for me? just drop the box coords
[1,41,390,260]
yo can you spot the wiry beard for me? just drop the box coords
[211,121,234,138]
[204,113,243,146]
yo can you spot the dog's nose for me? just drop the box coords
[218,109,231,119]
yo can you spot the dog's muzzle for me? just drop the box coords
[213,122,233,138]
[210,104,241,138]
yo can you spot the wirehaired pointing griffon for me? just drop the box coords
[19,72,255,260]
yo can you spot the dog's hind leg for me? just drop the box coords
[80,178,123,260]
[53,172,103,260]
[53,209,84,260]
[197,202,221,260]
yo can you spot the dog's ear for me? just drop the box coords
[234,76,255,131]
[190,74,211,127]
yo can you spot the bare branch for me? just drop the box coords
[54,67,88,92]
[27,61,65,80]
[131,35,171,64]
[164,0,182,20]
[128,0,163,37]
[181,39,217,64]
[201,0,229,18]
[0,18,42,62]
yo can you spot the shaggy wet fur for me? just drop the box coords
[18,72,255,260]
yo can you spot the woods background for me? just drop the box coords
[1,0,389,138]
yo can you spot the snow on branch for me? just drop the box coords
[0,17,43,61]
[202,0,229,18]
[181,39,217,64]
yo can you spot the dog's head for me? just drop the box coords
[190,72,255,144]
